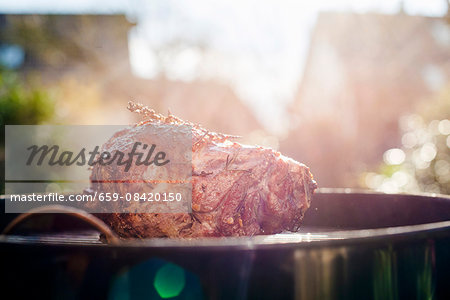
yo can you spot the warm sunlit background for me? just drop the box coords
[0,0,449,194]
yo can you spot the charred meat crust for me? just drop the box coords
[91,102,317,238]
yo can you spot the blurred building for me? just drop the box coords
[0,14,133,79]
[282,12,450,187]
[0,14,262,135]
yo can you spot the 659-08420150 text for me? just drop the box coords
[8,192,183,202]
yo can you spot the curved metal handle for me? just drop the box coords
[1,205,120,245]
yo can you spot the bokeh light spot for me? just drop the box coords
[428,120,440,135]
[383,148,405,165]
[420,143,437,162]
[412,149,431,169]
[154,263,186,299]
[438,119,450,135]
[401,132,417,148]
[392,171,409,187]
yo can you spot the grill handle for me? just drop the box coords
[1,205,120,245]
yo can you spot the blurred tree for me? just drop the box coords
[0,67,55,193]
[363,85,450,194]
[0,68,54,126]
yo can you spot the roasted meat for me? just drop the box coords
[90,102,317,238]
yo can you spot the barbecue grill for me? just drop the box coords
[1,189,450,299]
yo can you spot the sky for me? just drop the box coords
[0,0,448,134]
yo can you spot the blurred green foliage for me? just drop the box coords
[0,67,55,193]
[0,68,55,128]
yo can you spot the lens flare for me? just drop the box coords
[154,263,186,298]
